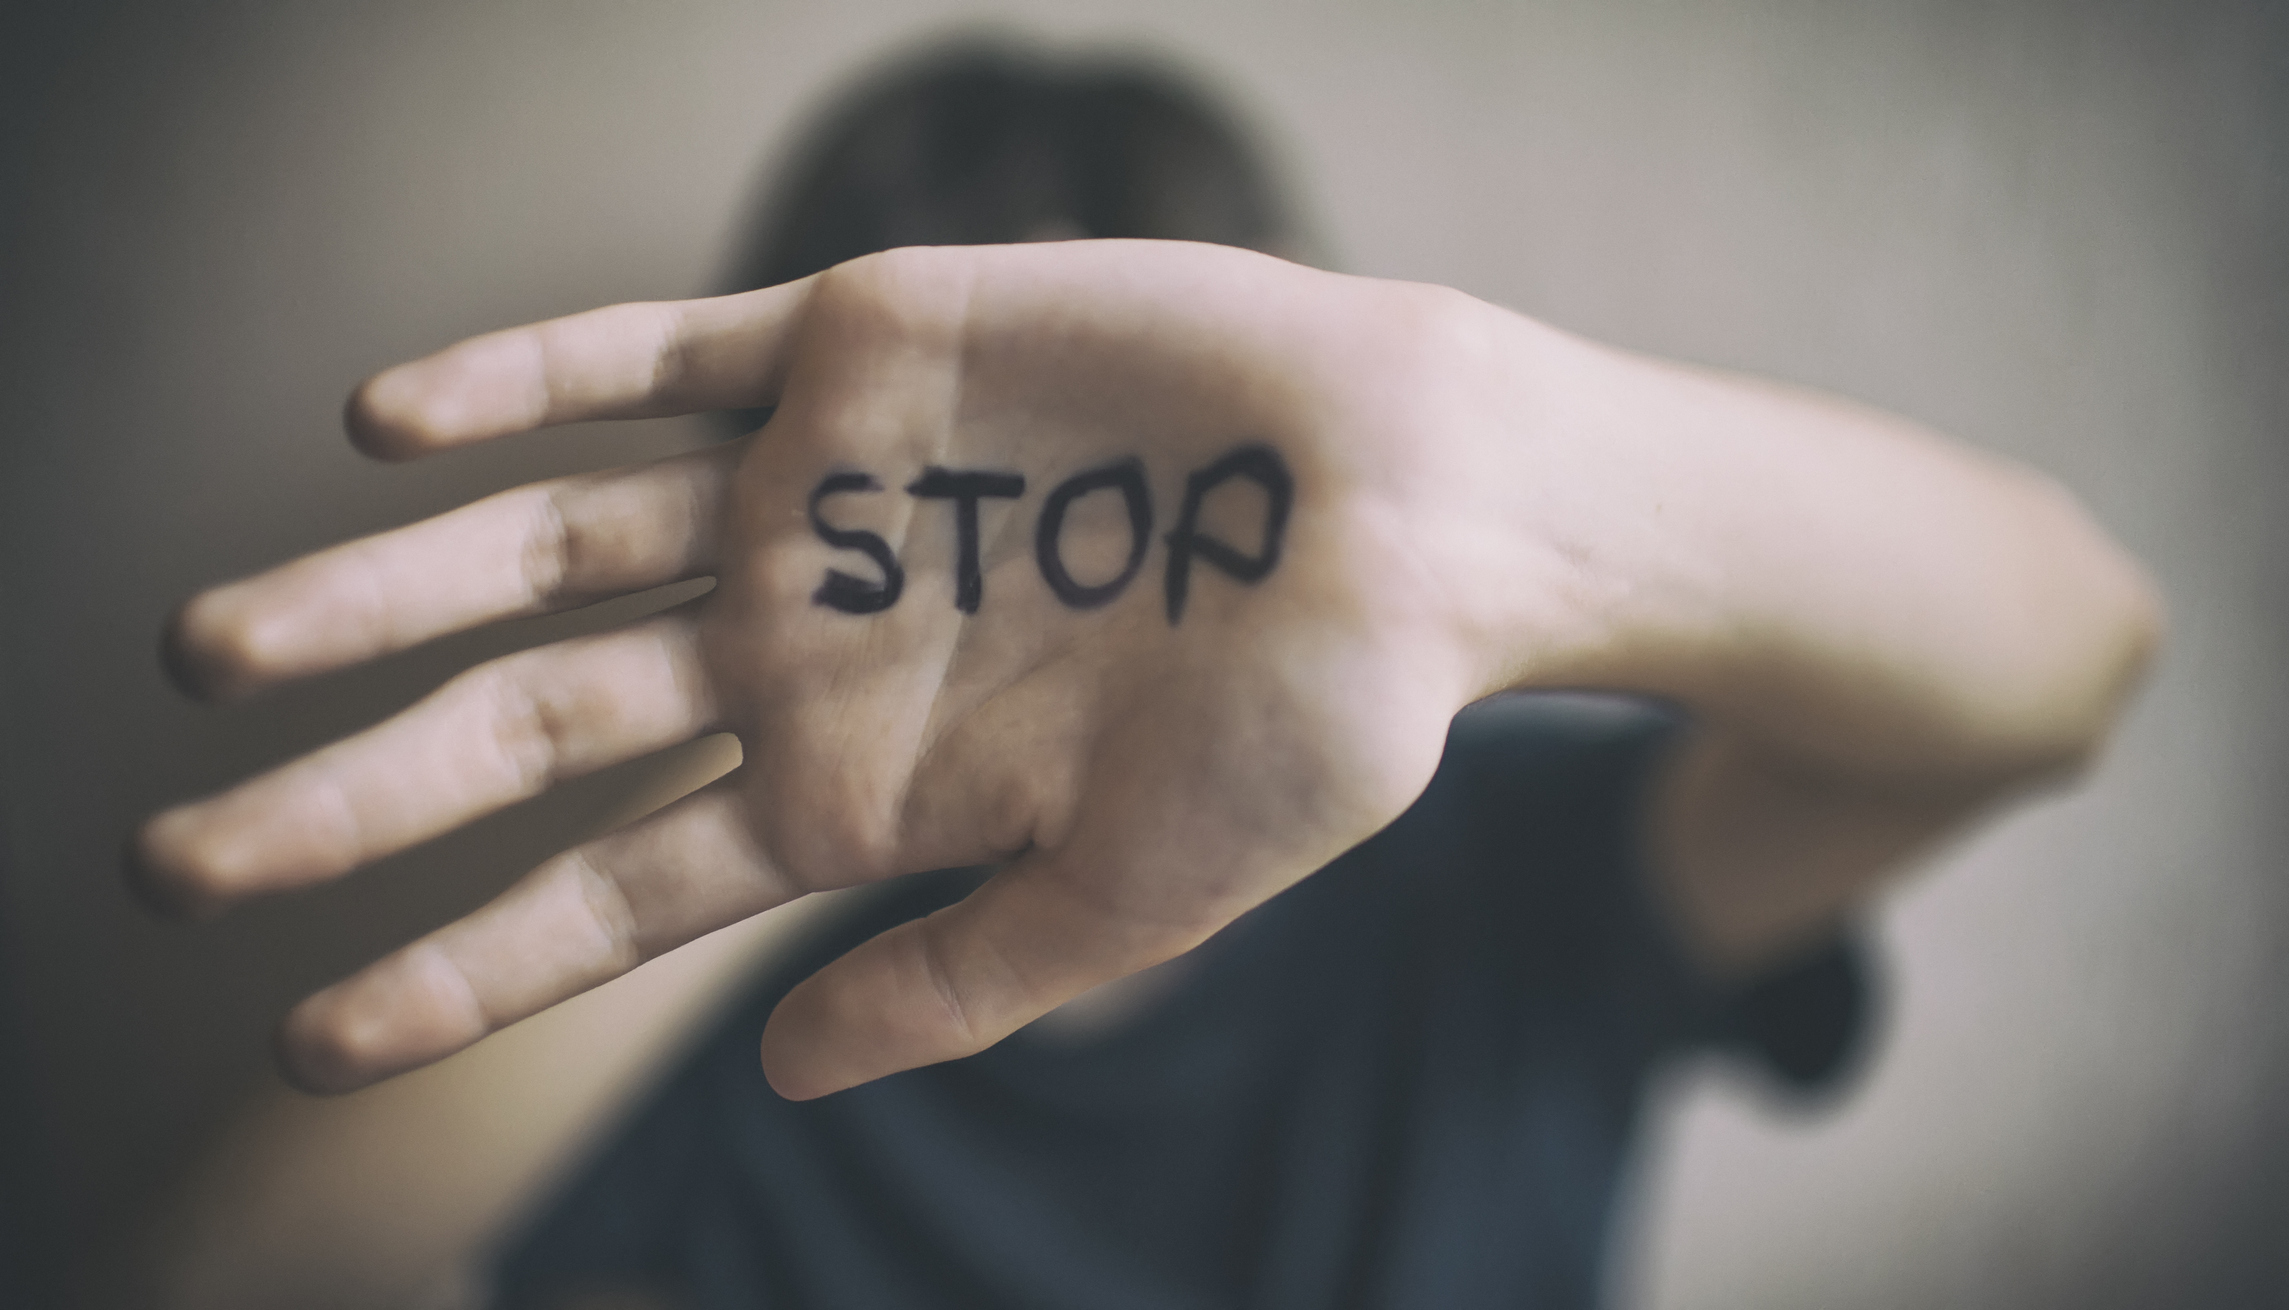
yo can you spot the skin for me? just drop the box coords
[131,239,2160,1108]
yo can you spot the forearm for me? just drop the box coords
[1387,291,2158,969]
[1437,298,2160,790]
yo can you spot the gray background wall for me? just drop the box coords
[3,1,2283,1305]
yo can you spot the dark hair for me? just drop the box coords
[724,38,1298,294]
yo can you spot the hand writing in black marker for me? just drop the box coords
[133,241,1497,1098]
[134,237,2158,1100]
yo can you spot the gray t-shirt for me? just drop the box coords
[495,694,1871,1309]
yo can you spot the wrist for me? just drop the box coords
[1372,289,1695,708]
[1399,292,2158,784]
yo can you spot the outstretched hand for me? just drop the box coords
[134,242,1515,1098]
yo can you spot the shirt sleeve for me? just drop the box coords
[1704,930,1877,1093]
[1437,691,1880,1096]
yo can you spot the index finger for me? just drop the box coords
[347,277,817,460]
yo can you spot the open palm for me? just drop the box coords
[137,242,1492,1098]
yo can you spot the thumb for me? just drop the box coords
[758,859,1208,1099]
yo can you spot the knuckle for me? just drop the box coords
[564,301,686,414]
[565,848,643,970]
[517,486,574,607]
[522,475,664,608]
[815,249,961,339]
[914,916,984,1048]
[643,302,697,405]
[491,661,575,792]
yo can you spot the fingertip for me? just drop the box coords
[343,368,432,462]
[277,943,493,1095]
[159,595,238,703]
[158,598,213,700]
[122,813,226,922]
[757,1013,841,1102]
[758,1058,829,1102]
[753,919,999,1100]
[159,589,276,703]
[273,994,373,1096]
[347,330,550,457]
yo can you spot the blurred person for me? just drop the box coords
[131,40,2157,1310]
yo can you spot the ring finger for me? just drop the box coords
[134,607,719,914]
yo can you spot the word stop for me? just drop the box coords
[806,443,1294,625]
